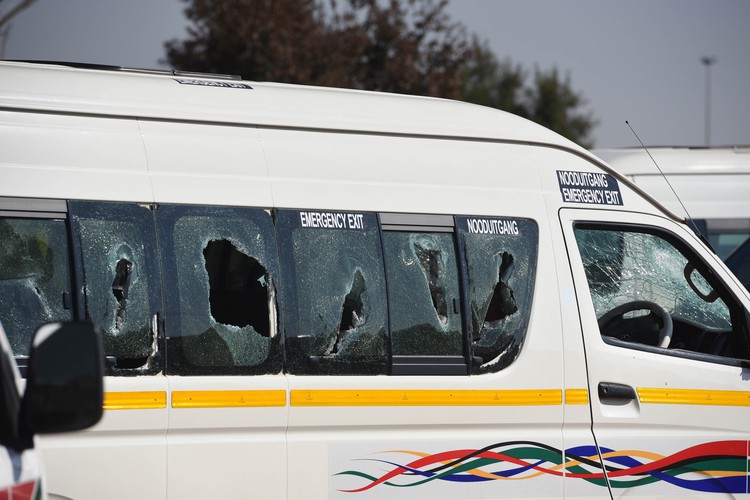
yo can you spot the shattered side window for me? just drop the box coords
[0,218,73,357]
[575,226,747,360]
[382,231,463,357]
[577,228,731,328]
[456,217,539,374]
[158,205,282,375]
[71,202,160,373]
[276,210,387,375]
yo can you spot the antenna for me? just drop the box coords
[625,121,707,240]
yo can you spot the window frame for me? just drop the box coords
[68,200,164,376]
[573,220,750,368]
[157,203,283,376]
[454,215,539,375]
[0,197,76,374]
[275,208,389,376]
[380,213,468,375]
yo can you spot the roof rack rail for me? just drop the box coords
[8,60,243,81]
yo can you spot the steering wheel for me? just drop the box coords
[597,300,673,348]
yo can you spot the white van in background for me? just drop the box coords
[2,60,750,500]
[593,146,750,289]
[0,321,103,498]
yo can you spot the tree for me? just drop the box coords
[164,0,469,98]
[329,0,469,98]
[164,0,329,83]
[461,38,526,116]
[525,67,597,149]
[164,0,596,145]
[460,39,596,148]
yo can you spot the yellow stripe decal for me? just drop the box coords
[103,388,750,408]
[638,388,750,406]
[171,390,287,408]
[104,391,167,410]
[565,388,589,405]
[290,389,562,407]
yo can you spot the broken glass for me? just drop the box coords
[575,228,733,345]
[77,218,154,366]
[163,207,281,374]
[456,217,539,373]
[0,218,73,356]
[382,232,462,356]
[277,210,387,374]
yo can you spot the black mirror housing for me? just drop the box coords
[21,322,104,434]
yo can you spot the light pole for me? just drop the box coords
[701,56,716,147]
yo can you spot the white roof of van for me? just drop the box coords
[0,60,584,153]
[593,146,750,176]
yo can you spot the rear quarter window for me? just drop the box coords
[456,216,539,374]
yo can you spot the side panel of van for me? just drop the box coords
[8,62,750,500]
[561,207,750,498]
[140,121,287,500]
[546,152,750,500]
[0,111,152,202]
[2,115,614,499]
[0,109,289,499]
[23,199,170,500]
[541,145,750,497]
[259,131,579,499]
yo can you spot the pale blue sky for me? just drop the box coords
[3,0,748,148]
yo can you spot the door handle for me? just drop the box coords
[598,382,636,401]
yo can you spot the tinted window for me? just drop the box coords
[382,231,463,357]
[575,225,750,362]
[0,218,73,356]
[277,210,387,375]
[726,237,750,291]
[158,205,282,375]
[70,202,161,373]
[456,216,538,373]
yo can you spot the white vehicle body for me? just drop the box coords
[593,147,750,289]
[2,61,750,500]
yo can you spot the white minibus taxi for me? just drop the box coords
[593,147,750,291]
[2,60,750,500]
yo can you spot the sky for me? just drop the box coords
[2,0,748,148]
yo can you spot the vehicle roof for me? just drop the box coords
[0,60,584,152]
[592,146,750,176]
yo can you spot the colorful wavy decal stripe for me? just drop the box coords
[335,440,748,494]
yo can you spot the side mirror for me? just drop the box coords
[21,322,104,434]
[684,262,719,303]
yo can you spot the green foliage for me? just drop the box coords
[163,0,597,146]
[525,67,597,148]
[461,38,526,116]
[460,39,596,148]
[164,0,469,99]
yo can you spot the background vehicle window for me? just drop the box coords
[575,226,749,361]
[710,232,750,260]
[693,218,750,261]
[71,202,160,373]
[0,218,72,357]
[277,210,387,375]
[158,205,282,375]
[382,231,463,357]
[725,238,750,291]
[456,217,538,374]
